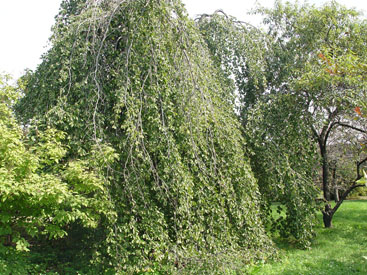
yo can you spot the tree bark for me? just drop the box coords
[322,183,365,227]
[322,204,333,228]
[334,187,339,202]
[320,145,330,201]
[331,165,339,202]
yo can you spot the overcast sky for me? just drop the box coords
[0,0,366,79]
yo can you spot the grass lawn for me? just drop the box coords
[247,200,367,275]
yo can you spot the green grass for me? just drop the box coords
[247,200,367,274]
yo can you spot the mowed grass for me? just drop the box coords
[248,200,367,275]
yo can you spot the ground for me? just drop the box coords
[248,200,367,274]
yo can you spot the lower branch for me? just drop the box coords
[332,183,364,214]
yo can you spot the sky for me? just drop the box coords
[0,0,366,79]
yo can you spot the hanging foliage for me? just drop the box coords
[245,94,319,247]
[17,0,274,272]
[196,11,268,121]
[196,9,319,247]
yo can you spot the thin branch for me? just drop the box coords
[320,108,338,147]
[357,157,367,179]
[195,9,259,30]
[332,183,365,214]
[337,122,366,133]
[324,121,339,147]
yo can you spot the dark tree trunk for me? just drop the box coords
[322,183,365,228]
[321,146,330,201]
[3,234,13,247]
[322,204,333,228]
[331,165,339,202]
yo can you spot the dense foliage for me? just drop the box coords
[0,75,117,273]
[197,7,319,247]
[15,0,274,272]
[197,0,367,240]
[3,0,367,273]
[259,1,367,227]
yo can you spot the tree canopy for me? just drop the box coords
[15,0,274,272]
[259,1,367,227]
[0,74,116,272]
[197,0,367,235]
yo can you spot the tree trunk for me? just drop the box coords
[321,146,330,201]
[322,184,365,228]
[3,234,13,247]
[322,204,333,228]
[332,166,339,202]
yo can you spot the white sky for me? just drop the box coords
[0,0,366,79]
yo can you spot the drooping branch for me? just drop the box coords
[311,124,320,141]
[195,9,259,30]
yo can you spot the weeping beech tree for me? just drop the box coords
[196,11,319,247]
[17,0,273,272]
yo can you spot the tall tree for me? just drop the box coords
[17,0,274,272]
[197,9,319,247]
[298,48,367,227]
[257,1,367,227]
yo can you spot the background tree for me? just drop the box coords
[0,74,117,272]
[326,125,367,201]
[257,1,367,227]
[197,11,268,120]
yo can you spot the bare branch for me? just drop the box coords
[324,121,339,147]
[195,9,259,30]
[332,183,365,214]
[357,157,367,178]
[337,122,366,134]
